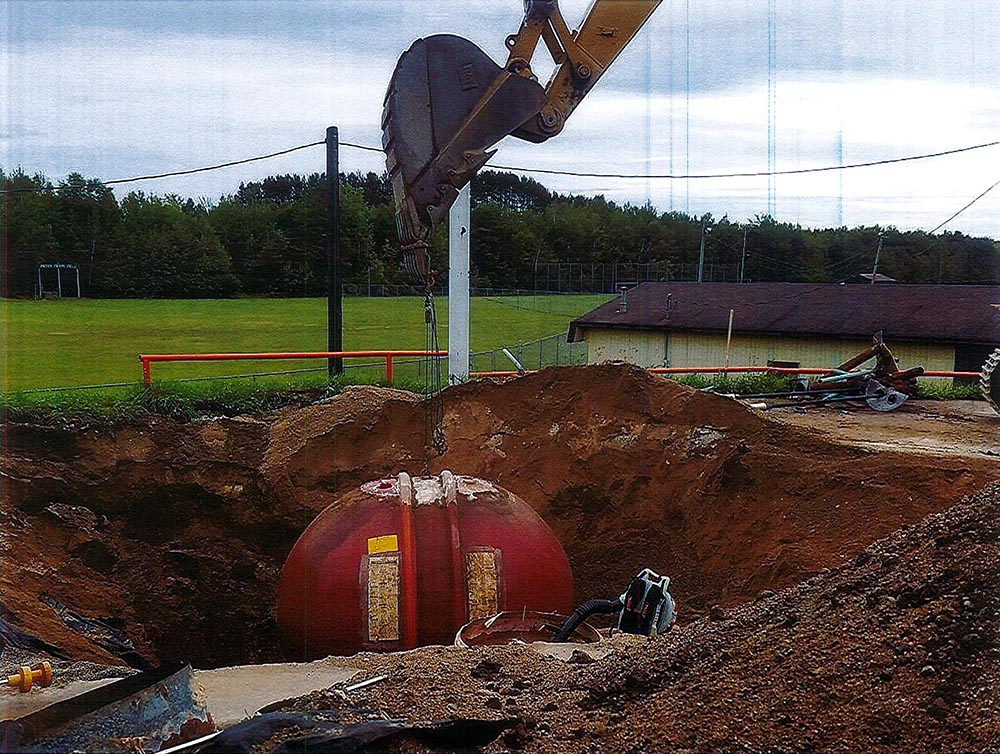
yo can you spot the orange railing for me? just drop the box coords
[468,366,979,379]
[139,351,446,386]
[138,351,980,386]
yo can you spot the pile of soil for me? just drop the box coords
[2,365,996,669]
[274,482,1000,753]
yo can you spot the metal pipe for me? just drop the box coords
[398,498,419,649]
[471,367,981,380]
[136,352,981,387]
[138,350,446,385]
[443,473,467,630]
[817,368,874,384]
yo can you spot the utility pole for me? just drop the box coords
[697,217,708,283]
[870,232,884,284]
[739,227,748,284]
[326,126,343,375]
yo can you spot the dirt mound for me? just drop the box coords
[272,483,1000,754]
[435,366,993,610]
[2,364,997,668]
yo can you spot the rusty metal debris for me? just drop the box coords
[1,663,214,753]
[734,332,923,412]
[982,348,1000,414]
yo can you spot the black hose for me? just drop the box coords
[553,598,623,642]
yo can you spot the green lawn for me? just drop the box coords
[1,295,609,391]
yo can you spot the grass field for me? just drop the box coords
[1,295,610,392]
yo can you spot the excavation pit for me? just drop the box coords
[2,365,997,670]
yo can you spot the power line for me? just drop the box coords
[340,141,384,154]
[925,175,1000,236]
[909,175,1000,258]
[490,139,1000,180]
[103,141,326,186]
[0,141,325,194]
[4,138,999,195]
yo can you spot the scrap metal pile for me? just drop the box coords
[734,333,923,412]
[982,347,1000,414]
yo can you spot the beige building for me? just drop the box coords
[568,282,1000,380]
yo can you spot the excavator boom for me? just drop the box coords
[507,0,662,143]
[382,0,661,274]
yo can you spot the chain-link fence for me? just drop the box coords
[343,262,742,297]
[470,332,587,373]
[340,283,613,297]
[532,261,740,292]
[328,332,587,387]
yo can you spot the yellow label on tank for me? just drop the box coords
[367,535,399,554]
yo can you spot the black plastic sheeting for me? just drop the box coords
[39,593,147,669]
[195,712,516,754]
[0,603,70,660]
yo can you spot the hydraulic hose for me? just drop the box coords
[553,598,623,643]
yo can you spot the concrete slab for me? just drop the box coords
[194,660,358,728]
[0,677,124,721]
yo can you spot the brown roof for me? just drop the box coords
[568,282,1000,346]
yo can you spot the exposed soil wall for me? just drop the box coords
[3,365,996,668]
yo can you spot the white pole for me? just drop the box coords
[448,183,471,383]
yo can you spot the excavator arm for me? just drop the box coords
[505,0,662,143]
[382,0,661,280]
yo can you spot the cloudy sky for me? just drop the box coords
[3,0,999,237]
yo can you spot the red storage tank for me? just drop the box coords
[277,471,573,658]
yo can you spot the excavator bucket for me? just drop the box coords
[382,34,546,245]
[382,0,661,268]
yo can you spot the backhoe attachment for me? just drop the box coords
[382,0,661,275]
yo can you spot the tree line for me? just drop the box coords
[2,167,997,298]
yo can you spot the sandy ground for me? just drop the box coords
[766,399,1000,459]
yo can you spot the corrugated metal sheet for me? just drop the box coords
[568,282,1000,345]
